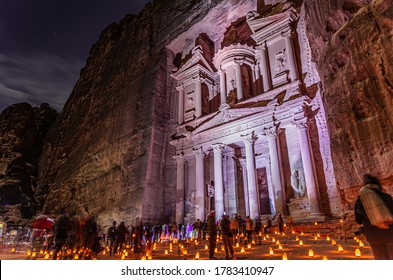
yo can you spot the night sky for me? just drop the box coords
[0,0,150,112]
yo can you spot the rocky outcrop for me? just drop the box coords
[37,0,253,226]
[0,103,57,225]
[304,0,393,209]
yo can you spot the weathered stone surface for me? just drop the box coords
[37,0,257,226]
[304,0,393,209]
[0,103,57,225]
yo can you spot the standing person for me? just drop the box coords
[207,210,217,260]
[264,217,272,234]
[355,174,393,259]
[115,221,129,254]
[52,210,70,260]
[277,213,284,234]
[83,215,98,252]
[244,216,253,243]
[230,214,239,238]
[220,214,234,260]
[107,221,117,256]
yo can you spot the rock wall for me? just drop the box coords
[304,0,393,210]
[37,0,244,226]
[0,103,57,225]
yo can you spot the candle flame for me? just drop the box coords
[282,253,288,260]
[355,249,361,257]
[241,247,245,253]
[269,247,274,255]
[308,249,314,257]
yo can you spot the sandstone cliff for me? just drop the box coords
[0,103,57,225]
[37,0,239,226]
[304,0,393,209]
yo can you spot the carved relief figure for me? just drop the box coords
[290,168,306,198]
[275,49,287,73]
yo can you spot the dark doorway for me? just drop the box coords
[257,168,271,215]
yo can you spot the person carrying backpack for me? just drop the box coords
[107,221,117,256]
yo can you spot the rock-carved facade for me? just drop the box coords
[169,1,340,222]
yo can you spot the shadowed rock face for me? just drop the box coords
[304,0,393,208]
[0,103,57,224]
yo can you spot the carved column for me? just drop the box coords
[212,143,226,220]
[225,147,238,215]
[263,126,287,215]
[176,84,185,124]
[254,63,262,94]
[283,31,298,81]
[193,147,206,221]
[193,77,203,118]
[234,59,244,101]
[174,154,186,223]
[241,132,259,219]
[293,118,322,216]
[241,160,250,216]
[260,43,271,92]
[218,70,229,109]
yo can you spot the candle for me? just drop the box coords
[299,240,303,246]
[195,252,200,259]
[241,247,245,253]
[236,242,240,248]
[26,250,31,256]
[269,247,274,255]
[247,243,251,249]
[74,254,79,260]
[282,253,288,260]
[359,241,364,247]
[214,247,218,253]
[308,249,314,257]
[221,245,225,251]
[322,256,328,260]
[355,249,361,257]
[141,255,146,260]
[252,240,256,244]
[278,244,283,250]
[326,236,330,241]
[338,245,344,252]
[272,237,276,242]
[296,236,299,241]
[331,239,336,246]
[276,240,280,245]
[44,254,49,259]
[205,244,208,250]
[164,250,168,254]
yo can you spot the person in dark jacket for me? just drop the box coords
[207,210,217,259]
[355,174,393,259]
[220,214,234,260]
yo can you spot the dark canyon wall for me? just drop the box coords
[0,103,57,224]
[304,0,393,209]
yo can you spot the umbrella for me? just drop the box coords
[33,214,54,230]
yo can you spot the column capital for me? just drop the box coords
[193,147,206,158]
[291,117,308,130]
[173,153,186,163]
[262,125,281,138]
[212,143,226,153]
[281,29,294,38]
[241,131,258,144]
[234,57,245,66]
[175,83,184,92]
[192,76,203,83]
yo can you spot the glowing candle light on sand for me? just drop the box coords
[263,236,267,241]
[331,239,336,246]
[247,243,251,249]
[11,247,15,253]
[278,244,283,250]
[326,236,330,241]
[44,254,49,259]
[282,253,288,260]
[272,237,276,242]
[276,240,280,245]
[296,236,299,241]
[338,245,344,252]
[141,255,146,260]
[301,232,304,236]
[74,254,79,260]
[32,252,37,258]
[221,245,225,251]
[308,249,314,257]
[205,244,208,250]
[214,247,218,253]
[266,234,269,238]
[359,241,364,247]
[183,249,188,256]
[314,235,318,240]
[27,250,31,256]
[241,247,245,253]
[195,252,200,259]
[252,240,256,245]
[322,256,328,260]
[236,242,240,248]
[164,250,168,255]
[355,249,361,257]
[269,247,274,255]
[299,240,303,246]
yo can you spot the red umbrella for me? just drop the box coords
[33,214,54,230]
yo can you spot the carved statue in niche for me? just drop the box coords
[290,168,306,198]
[274,49,287,74]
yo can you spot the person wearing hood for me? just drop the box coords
[355,174,393,259]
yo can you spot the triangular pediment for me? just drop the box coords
[173,46,215,80]
[247,13,287,34]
